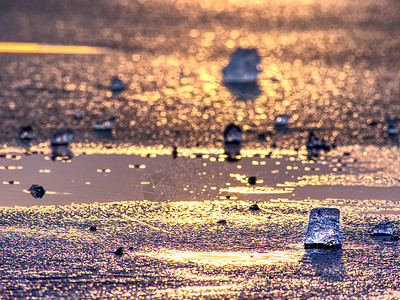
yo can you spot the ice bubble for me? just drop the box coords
[304,208,342,248]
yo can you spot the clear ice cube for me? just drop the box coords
[304,208,342,248]
[222,48,262,83]
[109,77,125,92]
[223,124,242,143]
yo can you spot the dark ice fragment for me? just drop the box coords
[114,247,124,256]
[28,184,46,198]
[249,204,260,211]
[248,176,257,185]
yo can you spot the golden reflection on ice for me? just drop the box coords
[220,186,293,194]
[138,249,303,266]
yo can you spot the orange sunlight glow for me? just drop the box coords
[0,42,105,54]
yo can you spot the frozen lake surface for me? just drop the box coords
[1,0,400,298]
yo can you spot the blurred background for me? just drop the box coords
[0,0,399,149]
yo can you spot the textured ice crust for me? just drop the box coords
[304,208,342,248]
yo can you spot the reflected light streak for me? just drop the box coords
[121,214,173,234]
[220,186,293,194]
[138,249,303,266]
[22,189,71,195]
[0,42,106,54]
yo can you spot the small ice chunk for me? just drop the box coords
[223,124,242,143]
[73,112,83,120]
[386,118,398,135]
[306,131,331,159]
[274,114,291,126]
[304,208,342,248]
[223,48,262,83]
[28,184,46,198]
[387,124,399,135]
[306,131,322,150]
[172,146,178,159]
[20,126,33,140]
[370,222,395,236]
[50,129,74,145]
[109,77,125,92]
[94,117,116,131]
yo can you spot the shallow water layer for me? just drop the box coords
[1,145,399,208]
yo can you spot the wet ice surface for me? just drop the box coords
[0,146,399,298]
[2,0,400,297]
